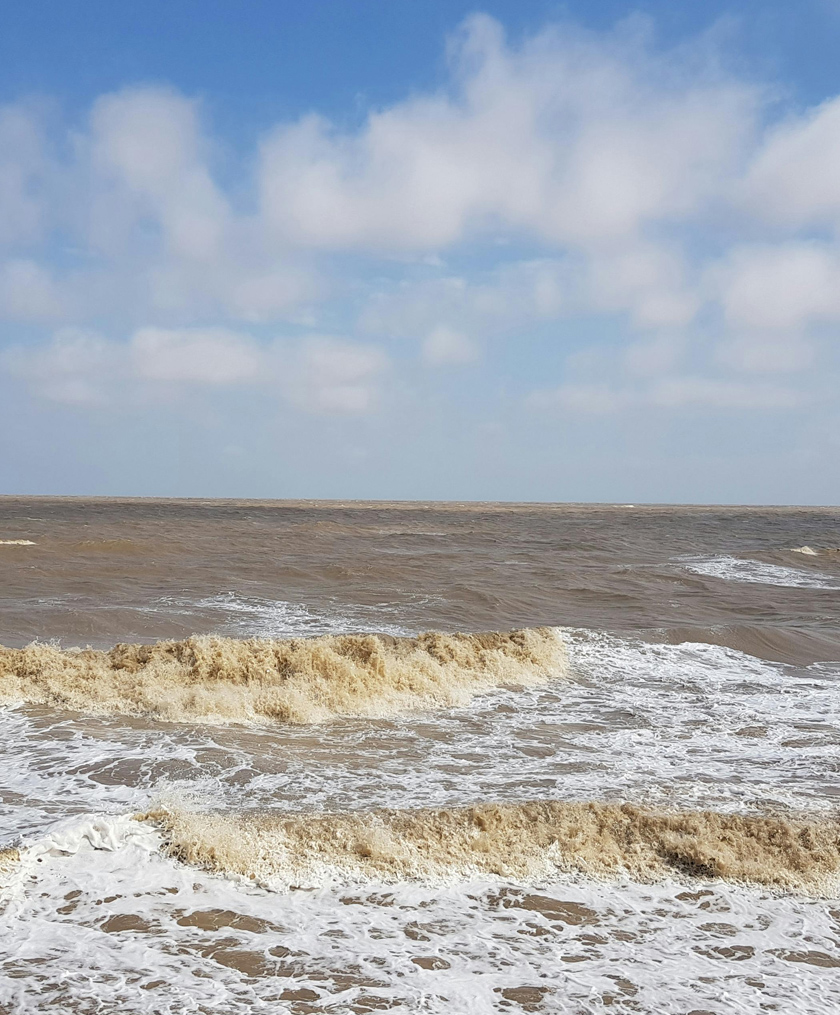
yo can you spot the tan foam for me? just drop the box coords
[143,800,840,895]
[0,628,566,724]
[0,847,20,875]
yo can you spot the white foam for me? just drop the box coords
[682,554,840,590]
[1,631,837,846]
[21,813,161,860]
[2,632,838,1011]
[153,591,416,638]
[1,818,838,1014]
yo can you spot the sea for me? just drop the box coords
[0,497,838,1014]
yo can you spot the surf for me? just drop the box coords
[139,800,840,895]
[0,627,567,724]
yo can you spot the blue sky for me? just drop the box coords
[1,1,839,502]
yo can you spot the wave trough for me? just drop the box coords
[0,628,566,724]
[143,800,840,895]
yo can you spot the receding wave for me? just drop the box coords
[143,800,840,895]
[0,628,566,724]
[651,625,840,665]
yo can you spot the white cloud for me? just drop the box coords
[422,325,479,365]
[1,12,840,435]
[360,259,575,346]
[717,243,840,331]
[67,87,321,324]
[360,239,696,360]
[226,266,322,323]
[743,96,840,231]
[3,327,387,415]
[287,337,388,414]
[258,15,757,253]
[130,327,261,384]
[0,16,807,342]
[583,242,699,329]
[624,334,683,376]
[0,105,47,249]
[1,327,124,405]
[89,88,230,262]
[0,259,66,321]
[717,333,815,373]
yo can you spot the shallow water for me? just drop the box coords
[1,498,839,1013]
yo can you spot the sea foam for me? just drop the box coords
[0,628,567,724]
[143,800,840,895]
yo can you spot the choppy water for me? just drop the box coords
[1,498,839,1013]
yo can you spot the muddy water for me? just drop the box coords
[0,498,839,1013]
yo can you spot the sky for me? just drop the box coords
[1,1,840,503]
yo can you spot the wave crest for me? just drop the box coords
[0,628,566,724]
[144,801,840,894]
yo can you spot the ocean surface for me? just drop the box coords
[0,497,839,1014]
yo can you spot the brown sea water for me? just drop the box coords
[1,497,839,659]
[1,498,839,1013]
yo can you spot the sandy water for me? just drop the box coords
[0,499,839,1013]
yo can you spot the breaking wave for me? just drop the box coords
[0,628,566,724]
[791,546,840,556]
[682,555,840,590]
[142,800,840,895]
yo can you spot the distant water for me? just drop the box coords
[0,498,839,1013]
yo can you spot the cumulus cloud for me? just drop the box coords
[717,333,815,373]
[2,328,124,406]
[3,327,387,414]
[717,243,840,331]
[2,326,261,405]
[130,327,261,384]
[743,97,840,231]
[258,15,757,255]
[584,242,699,329]
[0,12,839,432]
[89,87,230,262]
